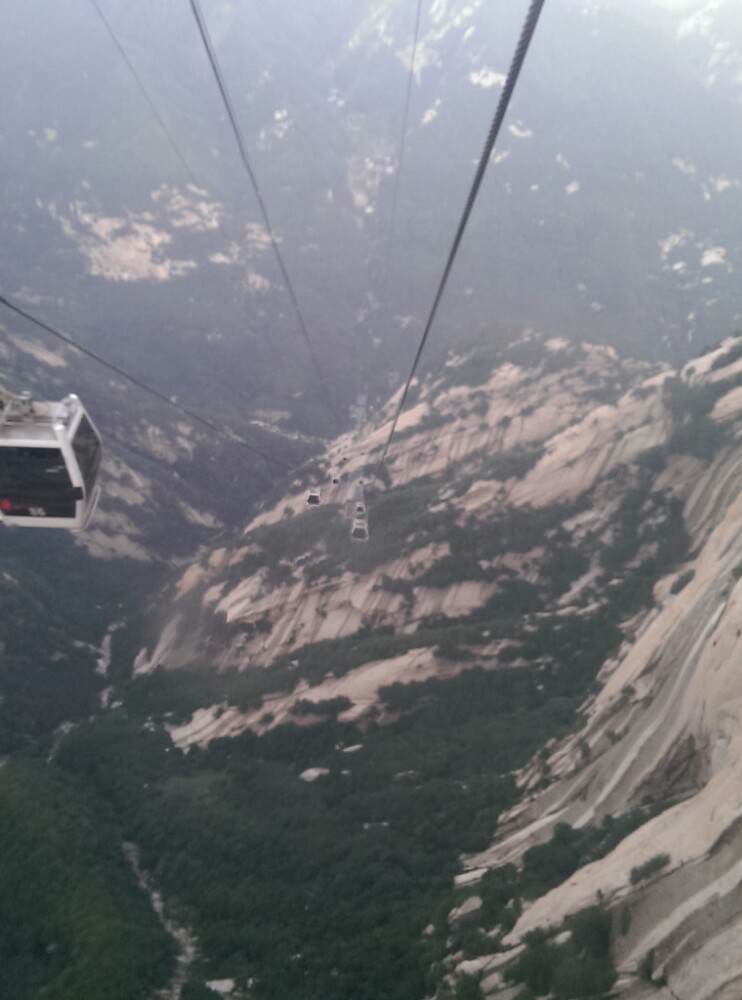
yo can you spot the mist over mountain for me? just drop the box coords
[2,0,741,441]
[2,2,742,999]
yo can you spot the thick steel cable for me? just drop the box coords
[0,295,292,470]
[379,0,546,464]
[187,0,341,429]
[88,0,201,189]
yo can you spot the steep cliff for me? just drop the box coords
[37,327,729,1000]
[448,341,742,998]
[123,328,742,999]
[134,333,675,736]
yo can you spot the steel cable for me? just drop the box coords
[379,0,547,464]
[387,0,425,255]
[187,0,342,429]
[89,0,201,189]
[0,295,293,470]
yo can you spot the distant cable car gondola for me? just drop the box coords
[0,391,102,530]
[307,488,321,506]
[355,502,366,516]
[350,518,368,542]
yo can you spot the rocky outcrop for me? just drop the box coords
[123,326,742,1000]
[136,338,665,680]
[450,341,742,997]
[134,331,742,996]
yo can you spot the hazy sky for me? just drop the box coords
[1,0,740,422]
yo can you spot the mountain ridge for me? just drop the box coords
[118,327,742,998]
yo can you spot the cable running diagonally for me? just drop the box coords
[380,0,546,463]
[187,0,341,428]
[0,295,292,470]
[387,0,425,254]
[88,0,201,189]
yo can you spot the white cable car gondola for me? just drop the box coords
[355,502,366,516]
[307,488,321,506]
[0,391,102,531]
[350,517,368,542]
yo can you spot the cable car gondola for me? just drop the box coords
[0,392,102,531]
[350,518,368,542]
[307,488,321,506]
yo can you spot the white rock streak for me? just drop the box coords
[123,843,198,1000]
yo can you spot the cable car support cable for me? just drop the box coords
[387,0,425,256]
[187,0,342,430]
[379,0,546,465]
[0,295,293,471]
[88,0,201,189]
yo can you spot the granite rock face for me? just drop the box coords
[139,332,742,997]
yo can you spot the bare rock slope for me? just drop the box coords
[443,339,742,999]
[135,331,742,998]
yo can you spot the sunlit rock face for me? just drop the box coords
[466,486,742,993]
[136,332,719,720]
[126,328,742,995]
[139,335,649,671]
[442,348,742,996]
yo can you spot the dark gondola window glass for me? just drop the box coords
[0,447,73,495]
[0,446,78,517]
[72,416,101,494]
